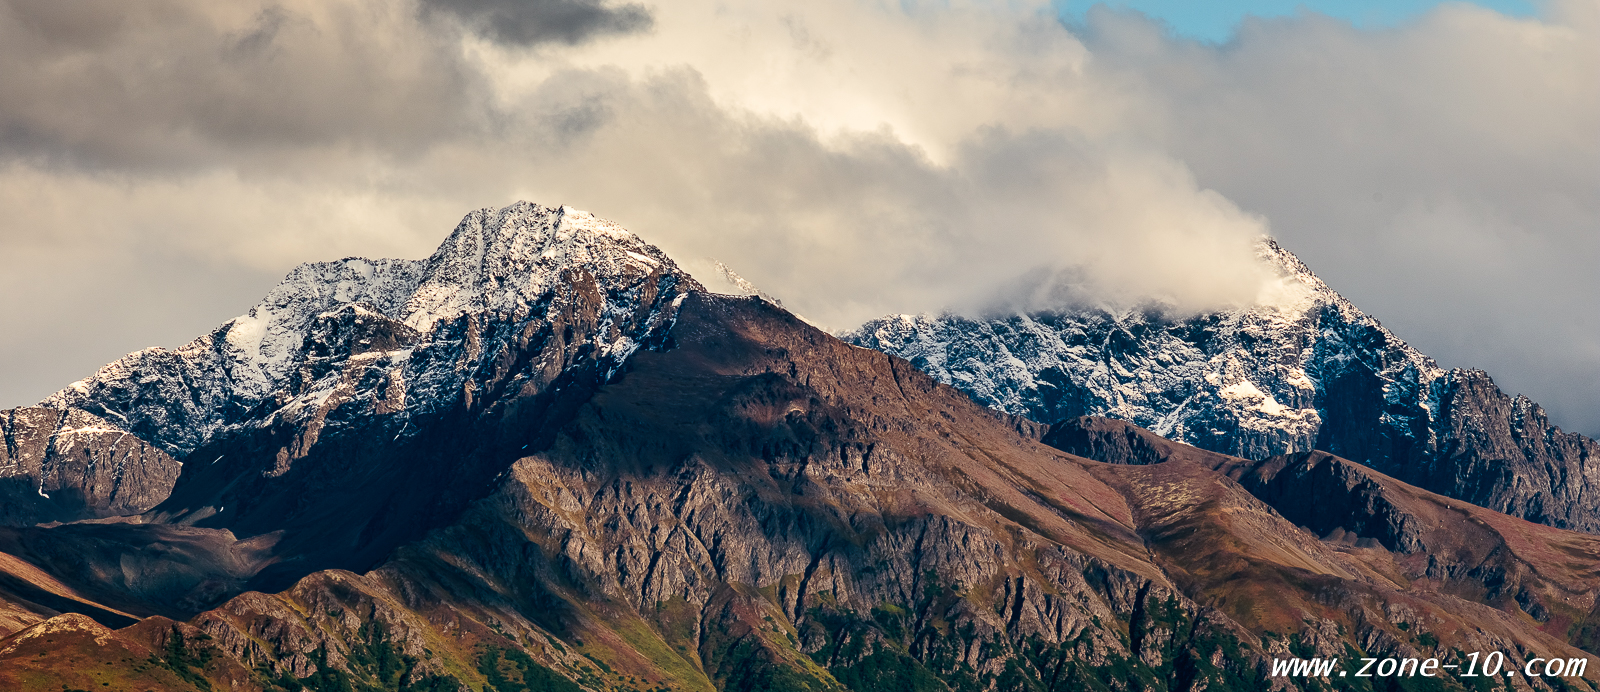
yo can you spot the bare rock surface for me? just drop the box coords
[0,406,180,526]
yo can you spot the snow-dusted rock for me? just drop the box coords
[848,239,1600,530]
[0,406,180,524]
[6,202,701,527]
[43,202,699,460]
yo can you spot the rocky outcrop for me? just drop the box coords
[42,202,699,461]
[848,239,1600,533]
[0,406,180,526]
[1420,370,1600,529]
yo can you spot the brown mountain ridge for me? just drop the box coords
[2,291,1598,692]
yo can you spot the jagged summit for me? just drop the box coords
[847,237,1432,455]
[38,202,700,459]
[847,236,1600,531]
[403,202,694,331]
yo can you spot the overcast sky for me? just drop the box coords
[1,0,1596,436]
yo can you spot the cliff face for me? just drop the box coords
[3,206,1599,692]
[0,407,180,525]
[847,240,1600,532]
[1421,370,1600,528]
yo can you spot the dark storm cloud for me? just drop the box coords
[0,0,485,170]
[418,0,651,46]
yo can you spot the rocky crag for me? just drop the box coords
[847,240,1600,532]
[1,205,1597,692]
[0,407,181,525]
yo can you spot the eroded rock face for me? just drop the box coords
[0,407,180,525]
[848,239,1600,532]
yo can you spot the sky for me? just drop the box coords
[1058,0,1540,41]
[0,0,1596,436]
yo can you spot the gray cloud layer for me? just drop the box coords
[0,0,1595,436]
[419,0,652,46]
[0,1,484,170]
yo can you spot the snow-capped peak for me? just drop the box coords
[846,237,1444,460]
[43,202,701,457]
[401,203,691,332]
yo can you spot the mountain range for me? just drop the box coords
[1,202,1597,692]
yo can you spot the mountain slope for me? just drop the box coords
[846,239,1600,531]
[0,407,180,525]
[0,203,700,542]
[0,294,1592,692]
[3,206,1598,692]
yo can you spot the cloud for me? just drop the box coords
[460,1,1278,323]
[0,0,1595,437]
[419,0,652,46]
[0,0,484,170]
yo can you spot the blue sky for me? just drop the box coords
[1057,0,1539,42]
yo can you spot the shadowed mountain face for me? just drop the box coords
[2,206,1599,692]
[847,242,1600,533]
[0,407,181,525]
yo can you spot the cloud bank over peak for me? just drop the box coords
[0,0,1595,435]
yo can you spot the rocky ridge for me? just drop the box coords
[2,206,1599,692]
[0,202,700,529]
[0,407,181,525]
[7,292,1600,692]
[847,239,1600,531]
[45,201,697,459]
